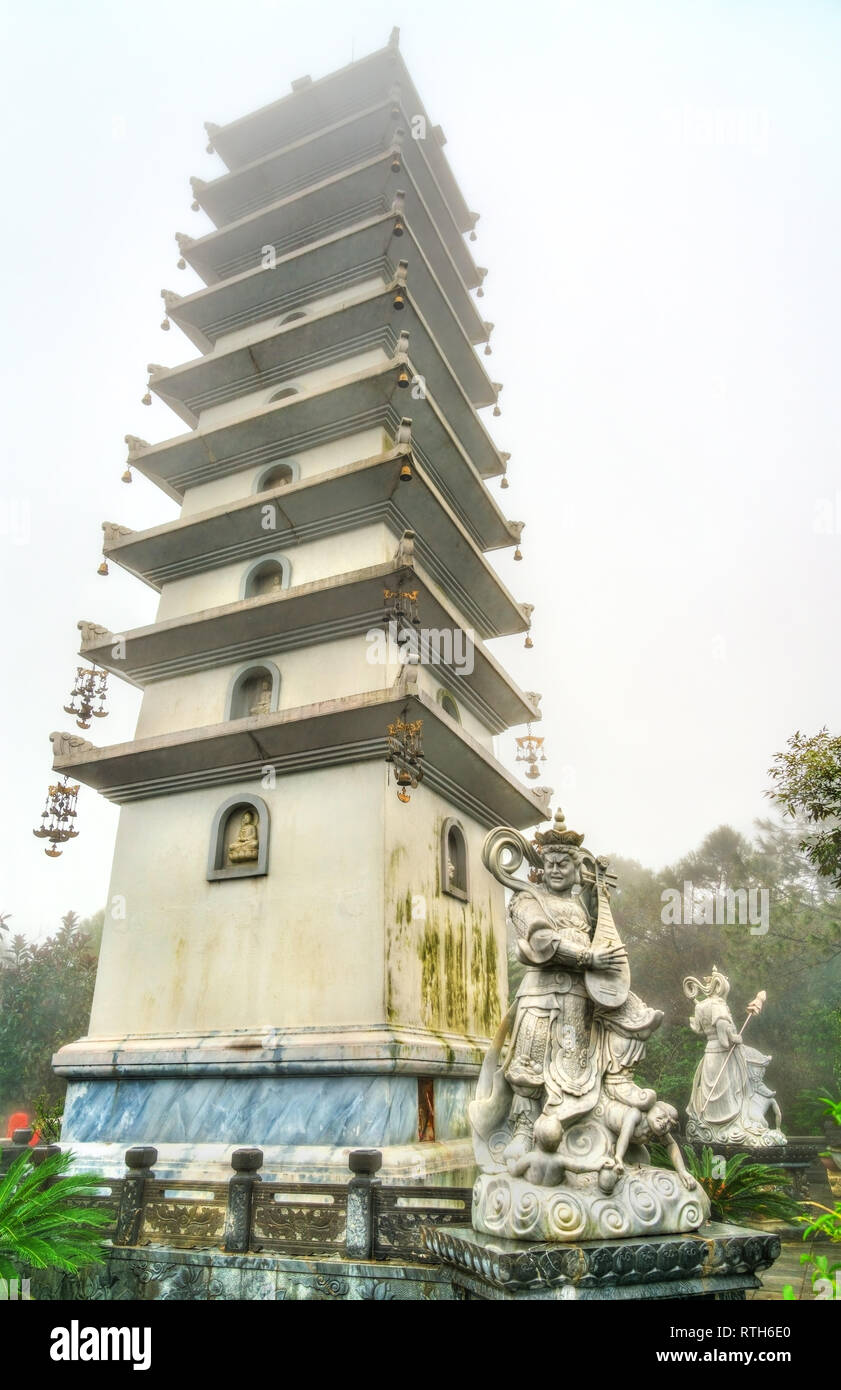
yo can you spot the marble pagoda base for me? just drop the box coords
[422,1222,782,1301]
[60,1136,476,1185]
[55,1023,485,1182]
[59,1072,478,1183]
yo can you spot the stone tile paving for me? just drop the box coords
[750,1162,838,1300]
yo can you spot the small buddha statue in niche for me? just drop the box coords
[249,676,272,716]
[227,809,259,863]
[255,568,283,597]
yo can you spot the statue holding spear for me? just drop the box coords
[683,969,786,1148]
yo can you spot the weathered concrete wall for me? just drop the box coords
[198,346,389,430]
[383,784,507,1042]
[154,521,395,622]
[212,277,386,357]
[179,426,388,518]
[134,633,402,739]
[88,762,386,1036]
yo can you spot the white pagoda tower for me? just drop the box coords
[52,29,548,1180]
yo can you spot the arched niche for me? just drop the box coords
[254,459,299,493]
[241,554,292,600]
[207,793,270,881]
[267,384,301,405]
[226,661,281,721]
[441,817,469,901]
[437,688,462,724]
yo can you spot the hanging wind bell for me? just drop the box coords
[33,778,80,858]
[383,587,420,630]
[515,724,547,780]
[386,718,425,802]
[64,665,109,729]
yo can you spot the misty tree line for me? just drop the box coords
[0,910,103,1127]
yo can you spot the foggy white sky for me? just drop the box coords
[1,0,839,940]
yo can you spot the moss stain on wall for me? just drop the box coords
[387,817,506,1038]
[469,924,485,1032]
[444,916,468,1032]
[483,921,501,1033]
[419,919,441,1023]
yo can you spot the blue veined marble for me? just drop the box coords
[434,1078,473,1140]
[62,1075,420,1147]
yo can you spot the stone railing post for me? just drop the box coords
[0,1129,34,1175]
[29,1143,62,1173]
[1,1132,62,1177]
[114,1146,157,1247]
[223,1148,263,1253]
[346,1149,383,1260]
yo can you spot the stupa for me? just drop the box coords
[50,29,547,1181]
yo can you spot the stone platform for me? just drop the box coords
[22,1144,782,1301]
[31,1222,781,1303]
[421,1222,782,1301]
[472,1167,709,1242]
[33,1244,457,1303]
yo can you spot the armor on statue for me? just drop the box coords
[469,808,710,1242]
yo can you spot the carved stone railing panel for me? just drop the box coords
[138,1180,228,1250]
[74,1180,124,1241]
[251,1184,348,1254]
[373,1186,474,1263]
[72,1168,480,1261]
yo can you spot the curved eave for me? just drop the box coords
[209,41,474,234]
[180,153,478,324]
[132,364,510,546]
[51,684,549,829]
[107,451,528,640]
[197,98,466,260]
[153,286,498,462]
[166,213,489,354]
[79,557,541,733]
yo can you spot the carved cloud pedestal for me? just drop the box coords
[473,1165,708,1243]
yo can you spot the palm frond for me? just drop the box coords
[0,1148,109,1279]
[651,1143,802,1224]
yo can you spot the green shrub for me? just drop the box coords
[652,1143,802,1225]
[0,1149,111,1282]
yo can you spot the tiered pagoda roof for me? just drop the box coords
[53,27,545,830]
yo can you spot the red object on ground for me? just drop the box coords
[5,1111,29,1139]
